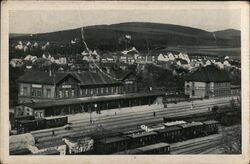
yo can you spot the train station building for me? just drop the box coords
[15,70,164,118]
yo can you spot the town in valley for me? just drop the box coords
[9,11,241,155]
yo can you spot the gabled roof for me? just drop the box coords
[110,70,134,81]
[72,71,120,86]
[17,71,121,86]
[17,71,75,85]
[185,65,231,82]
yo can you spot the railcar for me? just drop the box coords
[16,118,46,132]
[94,136,130,154]
[202,120,219,135]
[126,131,158,149]
[177,122,204,140]
[154,126,183,143]
[45,116,68,128]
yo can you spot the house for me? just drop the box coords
[157,54,169,62]
[136,55,156,64]
[167,52,175,61]
[184,65,231,98]
[10,58,23,68]
[175,58,189,67]
[101,54,115,63]
[120,53,136,64]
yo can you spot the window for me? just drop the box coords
[59,90,63,98]
[20,87,24,95]
[71,89,75,97]
[23,87,28,96]
[80,89,82,95]
[90,89,93,95]
[101,88,104,94]
[46,88,51,98]
[32,88,42,97]
[65,90,69,97]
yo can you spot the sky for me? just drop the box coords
[9,9,241,34]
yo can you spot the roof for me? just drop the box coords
[127,131,157,138]
[17,71,121,86]
[121,129,145,135]
[36,140,65,149]
[155,126,182,133]
[73,71,120,86]
[202,120,219,125]
[163,121,187,127]
[178,122,203,128]
[185,65,231,82]
[22,92,165,109]
[17,71,69,85]
[136,143,170,152]
[97,136,128,144]
[110,70,134,81]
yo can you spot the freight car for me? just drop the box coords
[154,126,182,143]
[94,136,130,154]
[127,131,158,149]
[92,120,219,154]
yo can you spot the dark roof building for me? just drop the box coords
[184,65,231,98]
[185,65,231,82]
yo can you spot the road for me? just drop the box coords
[31,96,236,142]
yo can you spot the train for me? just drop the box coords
[163,105,241,126]
[14,116,68,133]
[92,120,219,154]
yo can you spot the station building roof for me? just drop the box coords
[17,70,121,86]
[21,92,165,109]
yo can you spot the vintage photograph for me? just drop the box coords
[3,1,246,159]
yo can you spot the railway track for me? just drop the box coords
[171,134,222,154]
[32,101,231,142]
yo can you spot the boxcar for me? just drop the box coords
[45,116,68,128]
[155,126,182,143]
[203,120,219,135]
[136,143,170,154]
[177,122,204,140]
[126,131,158,149]
[94,136,130,154]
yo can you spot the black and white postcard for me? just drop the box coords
[1,1,249,164]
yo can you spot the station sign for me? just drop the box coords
[62,85,72,89]
[32,84,42,88]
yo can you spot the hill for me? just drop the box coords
[9,22,241,51]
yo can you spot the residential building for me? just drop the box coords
[184,65,231,98]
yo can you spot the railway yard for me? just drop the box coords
[31,96,235,142]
